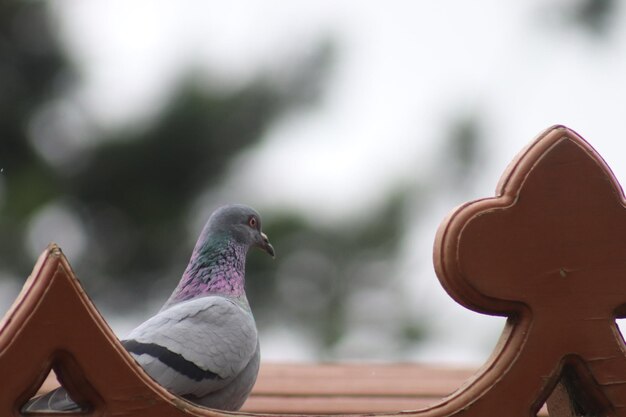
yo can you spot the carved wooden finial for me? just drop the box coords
[434,125,626,416]
[0,245,222,416]
[2,125,626,416]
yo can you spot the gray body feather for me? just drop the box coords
[125,296,259,408]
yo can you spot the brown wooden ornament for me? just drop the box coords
[0,246,222,417]
[433,125,626,416]
[1,125,626,416]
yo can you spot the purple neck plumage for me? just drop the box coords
[163,237,248,309]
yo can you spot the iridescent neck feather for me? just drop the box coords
[163,237,248,309]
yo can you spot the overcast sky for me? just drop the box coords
[28,0,626,363]
[46,1,626,217]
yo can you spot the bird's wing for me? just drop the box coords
[123,296,258,398]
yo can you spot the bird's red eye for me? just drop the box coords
[249,216,257,228]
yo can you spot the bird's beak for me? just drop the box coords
[259,232,275,258]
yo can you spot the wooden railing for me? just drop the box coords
[2,125,626,416]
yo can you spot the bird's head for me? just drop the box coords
[204,204,275,258]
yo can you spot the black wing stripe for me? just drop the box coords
[123,339,223,382]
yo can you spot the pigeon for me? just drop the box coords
[24,204,275,412]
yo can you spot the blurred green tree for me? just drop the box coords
[0,0,329,289]
[0,1,420,359]
[0,1,72,269]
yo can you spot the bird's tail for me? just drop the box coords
[21,386,84,413]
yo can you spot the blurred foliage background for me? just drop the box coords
[0,0,620,361]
